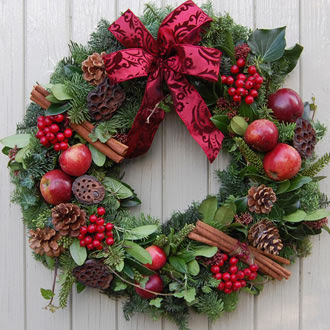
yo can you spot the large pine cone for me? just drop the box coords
[73,259,113,289]
[87,77,126,122]
[247,184,276,214]
[248,219,283,255]
[82,52,106,86]
[29,227,64,257]
[52,203,86,237]
[293,117,316,159]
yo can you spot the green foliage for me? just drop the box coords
[194,291,224,321]
[32,208,51,229]
[314,121,327,141]
[278,122,296,143]
[171,224,195,253]
[68,41,90,66]
[301,153,330,177]
[16,103,44,134]
[59,271,75,309]
[95,244,125,270]
[296,237,313,258]
[297,181,322,213]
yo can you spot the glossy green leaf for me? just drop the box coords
[124,240,152,264]
[169,256,188,274]
[248,26,286,62]
[103,177,133,199]
[304,209,330,221]
[123,263,135,279]
[40,288,55,300]
[283,210,307,223]
[120,196,142,208]
[88,144,106,167]
[276,180,290,194]
[51,84,72,100]
[234,197,247,214]
[69,240,87,266]
[218,30,235,61]
[198,196,217,223]
[0,134,31,148]
[286,176,312,193]
[238,102,258,121]
[230,116,248,136]
[125,258,155,276]
[187,260,200,276]
[45,102,71,116]
[282,44,303,74]
[191,245,217,258]
[211,115,230,134]
[124,225,158,240]
[214,203,236,225]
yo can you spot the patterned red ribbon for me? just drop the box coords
[103,0,224,162]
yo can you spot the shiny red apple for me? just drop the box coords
[244,119,278,152]
[59,143,92,176]
[135,274,164,299]
[263,143,302,181]
[40,169,73,204]
[144,245,167,270]
[268,88,304,122]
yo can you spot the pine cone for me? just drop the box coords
[234,212,253,225]
[82,52,106,86]
[87,77,126,122]
[247,184,276,214]
[72,259,113,289]
[248,219,283,255]
[304,217,328,230]
[29,227,64,257]
[293,117,316,159]
[52,203,86,237]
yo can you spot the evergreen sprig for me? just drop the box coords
[301,153,330,177]
[278,122,296,143]
[59,271,75,309]
[194,292,224,321]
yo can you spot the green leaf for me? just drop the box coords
[322,225,330,235]
[103,177,133,199]
[238,102,258,121]
[76,282,86,294]
[149,297,163,308]
[169,256,188,274]
[187,260,200,276]
[120,196,142,208]
[174,288,196,303]
[211,115,230,134]
[2,146,11,155]
[123,264,135,279]
[45,103,71,116]
[169,282,181,292]
[40,288,55,300]
[234,197,247,214]
[46,94,62,103]
[276,180,290,194]
[248,26,286,62]
[45,255,55,269]
[283,210,307,223]
[214,203,236,225]
[15,145,29,163]
[230,116,248,136]
[286,176,312,193]
[304,209,330,221]
[199,196,217,223]
[51,84,72,100]
[124,241,152,264]
[218,30,235,61]
[113,278,128,291]
[124,225,158,240]
[116,260,125,272]
[88,144,106,167]
[282,44,303,74]
[191,245,217,258]
[69,240,87,266]
[0,134,31,148]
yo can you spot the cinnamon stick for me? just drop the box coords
[81,121,128,156]
[34,84,50,97]
[258,249,291,265]
[30,89,51,109]
[70,123,124,163]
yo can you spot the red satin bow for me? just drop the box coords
[103,0,224,162]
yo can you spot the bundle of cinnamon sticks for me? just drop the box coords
[30,85,51,109]
[189,220,291,281]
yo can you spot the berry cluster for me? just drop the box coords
[36,114,72,151]
[221,59,264,105]
[210,253,259,295]
[78,207,115,250]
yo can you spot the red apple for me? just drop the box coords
[135,274,164,299]
[59,143,92,176]
[40,169,73,204]
[263,143,302,181]
[144,245,167,270]
[244,119,278,152]
[268,88,304,122]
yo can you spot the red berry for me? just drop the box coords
[225,281,233,289]
[211,265,220,274]
[89,214,97,223]
[218,282,225,291]
[218,259,224,267]
[79,240,86,247]
[50,124,60,133]
[250,264,259,272]
[229,265,238,274]
[105,231,113,237]
[235,79,244,88]
[224,288,232,294]
[222,254,228,261]
[105,223,114,231]
[85,236,92,245]
[229,257,238,265]
[248,66,257,75]
[233,281,242,291]
[44,117,52,126]
[37,122,45,130]
[59,142,68,151]
[226,76,234,85]
[40,137,48,146]
[97,225,105,233]
[240,280,247,287]
[243,268,251,277]
[80,226,88,235]
[56,133,65,142]
[92,239,101,248]
[36,131,44,139]
[245,80,254,89]
[64,128,73,138]
[78,234,84,240]
[233,95,241,102]
[87,243,94,250]
[95,233,105,241]
[214,273,222,280]
[54,143,61,151]
[87,224,96,233]
[237,271,245,280]
[248,272,257,281]
[106,237,115,246]
[37,116,45,122]
[96,218,105,226]
[255,76,263,85]
[231,65,239,74]
[250,89,258,98]
[236,87,245,96]
[228,87,236,96]
[237,58,245,67]
[221,75,227,84]
[46,132,55,141]
[97,245,103,250]
[245,95,254,104]
[222,272,231,281]
[97,207,106,216]
[255,84,262,90]
[230,274,237,282]
[54,114,64,122]
[237,73,246,81]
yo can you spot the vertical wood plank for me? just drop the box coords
[24,1,71,330]
[300,1,330,329]
[0,1,25,330]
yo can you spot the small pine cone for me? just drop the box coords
[73,259,113,289]
[87,77,126,121]
[235,43,251,60]
[52,203,86,238]
[29,227,64,257]
[247,184,276,214]
[234,212,253,226]
[196,249,224,266]
[304,217,328,230]
[293,117,317,159]
[248,219,283,255]
[82,52,106,86]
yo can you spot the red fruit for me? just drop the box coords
[54,114,64,122]
[222,272,231,281]
[255,84,262,90]
[235,79,244,88]
[54,143,61,152]
[224,288,232,294]
[84,236,92,245]
[248,272,257,281]
[233,281,242,291]
[78,234,84,240]
[237,271,245,280]
[105,223,114,231]
[218,282,225,291]
[222,254,228,261]
[230,274,237,282]
[97,225,105,233]
[226,76,234,85]
[59,143,92,176]
[80,226,88,235]
[40,169,72,204]
[250,89,258,98]
[37,116,45,122]
[106,231,113,238]
[40,136,48,146]
[214,273,222,280]
[255,76,263,85]
[92,239,101,248]
[43,127,50,134]
[236,87,245,96]
[89,214,97,223]
[106,237,114,245]
[240,280,247,287]
[229,257,238,265]
[56,133,65,142]
[218,259,224,267]
[263,143,302,181]
[225,281,233,289]
[79,240,86,247]
[211,265,220,274]
[243,268,251,278]
[237,73,247,81]
[96,218,105,226]
[60,142,68,151]
[36,131,44,139]
[237,58,245,67]
[37,122,45,130]
[231,65,239,74]
[97,207,106,216]
[244,119,279,152]
[44,117,52,126]
[248,66,257,75]
[64,128,73,138]
[87,243,94,250]
[95,233,105,241]
[268,88,304,122]
[229,265,238,274]
[46,132,55,141]
[250,264,259,272]
[144,245,167,270]
[50,124,60,133]
[97,245,103,250]
[87,224,96,233]
[245,95,254,104]
[135,274,164,299]
[233,95,241,102]
[228,87,236,96]
[221,75,227,84]
[245,80,254,89]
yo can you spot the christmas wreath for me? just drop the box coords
[2,1,330,329]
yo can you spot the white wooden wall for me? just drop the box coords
[1,0,330,329]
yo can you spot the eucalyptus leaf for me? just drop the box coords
[88,144,106,167]
[214,203,236,225]
[169,256,188,274]
[45,103,71,116]
[304,209,330,221]
[230,116,248,136]
[198,196,217,223]
[46,94,62,103]
[124,225,158,240]
[0,134,31,148]
[69,240,87,266]
[187,260,200,276]
[191,245,217,258]
[124,241,152,264]
[103,177,133,199]
[51,84,72,100]
[286,176,312,193]
[283,210,307,223]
